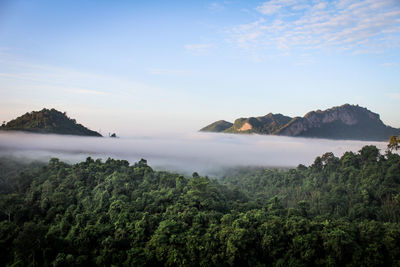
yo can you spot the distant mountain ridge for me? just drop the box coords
[200,104,400,141]
[0,108,102,137]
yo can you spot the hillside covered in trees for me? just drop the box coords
[0,145,400,266]
[0,108,102,137]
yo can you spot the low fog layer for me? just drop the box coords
[0,132,387,175]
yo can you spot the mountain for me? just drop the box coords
[0,108,102,137]
[200,120,233,132]
[200,104,400,141]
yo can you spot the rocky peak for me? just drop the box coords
[303,104,381,126]
[200,104,399,141]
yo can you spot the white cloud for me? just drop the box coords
[184,43,214,54]
[257,0,307,15]
[257,3,282,15]
[232,0,400,54]
[209,2,225,12]
[313,2,327,10]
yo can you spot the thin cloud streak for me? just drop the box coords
[381,62,398,67]
[184,44,214,54]
[0,132,387,175]
[388,93,400,99]
[72,89,108,96]
[0,56,179,106]
[147,68,193,76]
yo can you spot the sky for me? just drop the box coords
[0,0,399,135]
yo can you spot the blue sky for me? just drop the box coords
[0,0,399,135]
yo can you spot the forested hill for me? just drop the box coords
[201,104,400,141]
[1,145,400,266]
[0,108,102,137]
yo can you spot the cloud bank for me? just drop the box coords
[232,0,400,53]
[0,131,387,175]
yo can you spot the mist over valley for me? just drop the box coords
[0,131,387,175]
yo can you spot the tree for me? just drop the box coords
[13,222,48,266]
[359,145,380,164]
[0,194,22,222]
[1,148,400,266]
[388,136,400,152]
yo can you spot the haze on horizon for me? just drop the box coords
[0,131,388,175]
[0,0,400,135]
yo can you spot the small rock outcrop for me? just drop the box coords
[224,113,292,134]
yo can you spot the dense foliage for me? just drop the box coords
[0,108,102,136]
[1,146,400,266]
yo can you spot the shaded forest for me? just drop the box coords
[0,145,400,266]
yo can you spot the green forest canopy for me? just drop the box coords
[0,142,400,266]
